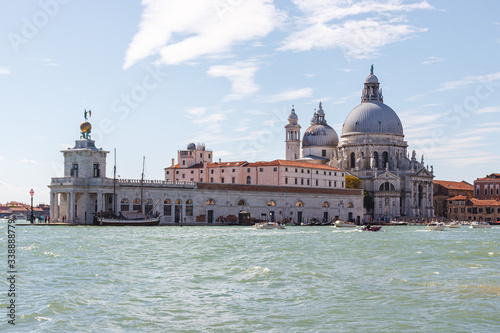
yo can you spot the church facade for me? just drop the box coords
[284,68,434,221]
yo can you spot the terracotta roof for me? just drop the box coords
[446,195,468,201]
[166,161,248,169]
[468,198,500,206]
[434,180,473,190]
[475,173,500,181]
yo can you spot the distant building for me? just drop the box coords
[446,196,500,223]
[433,180,473,217]
[473,173,500,200]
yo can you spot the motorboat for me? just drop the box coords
[334,220,357,227]
[426,222,445,231]
[445,222,461,228]
[254,222,285,229]
[361,225,382,232]
[470,221,492,229]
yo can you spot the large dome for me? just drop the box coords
[342,102,403,135]
[303,124,339,147]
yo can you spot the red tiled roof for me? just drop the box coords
[446,195,468,201]
[468,198,500,206]
[166,159,344,171]
[434,180,473,190]
[166,161,248,169]
[475,173,500,181]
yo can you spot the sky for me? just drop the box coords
[1,0,499,205]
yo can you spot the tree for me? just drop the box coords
[345,174,361,189]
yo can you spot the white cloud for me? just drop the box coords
[474,106,500,114]
[0,67,10,75]
[0,156,4,161]
[261,87,313,103]
[422,56,444,65]
[435,72,500,92]
[207,62,260,100]
[185,107,234,143]
[124,0,284,68]
[279,0,433,59]
[18,159,39,164]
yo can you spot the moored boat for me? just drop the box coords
[426,222,445,231]
[334,220,357,227]
[470,221,492,229]
[100,211,160,226]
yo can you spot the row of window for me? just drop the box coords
[451,207,500,214]
[119,198,355,213]
[170,168,342,177]
[69,163,100,177]
[476,188,500,195]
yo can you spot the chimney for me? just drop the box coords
[171,158,175,168]
[218,158,221,167]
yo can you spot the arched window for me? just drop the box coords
[237,199,246,206]
[267,200,276,206]
[322,202,329,208]
[350,152,355,168]
[379,182,395,191]
[186,199,193,216]
[120,198,129,212]
[246,176,251,184]
[373,152,379,168]
[132,198,141,211]
[296,201,303,207]
[347,202,354,208]
[206,198,215,205]
[175,199,182,205]
[382,151,389,169]
[164,199,171,216]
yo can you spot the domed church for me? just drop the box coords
[285,67,434,221]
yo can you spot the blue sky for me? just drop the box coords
[1,0,499,205]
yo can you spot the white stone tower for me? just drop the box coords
[285,106,301,160]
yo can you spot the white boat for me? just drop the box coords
[254,222,285,229]
[426,222,445,231]
[470,221,492,229]
[334,220,357,227]
[445,222,461,228]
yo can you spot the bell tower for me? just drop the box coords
[285,106,301,160]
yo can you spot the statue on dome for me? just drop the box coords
[370,64,374,75]
[411,150,416,161]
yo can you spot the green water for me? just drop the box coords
[1,223,499,332]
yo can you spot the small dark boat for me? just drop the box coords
[361,225,382,232]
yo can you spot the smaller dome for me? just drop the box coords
[303,124,339,147]
[365,73,379,83]
[187,143,196,150]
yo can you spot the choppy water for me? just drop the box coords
[1,222,499,332]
